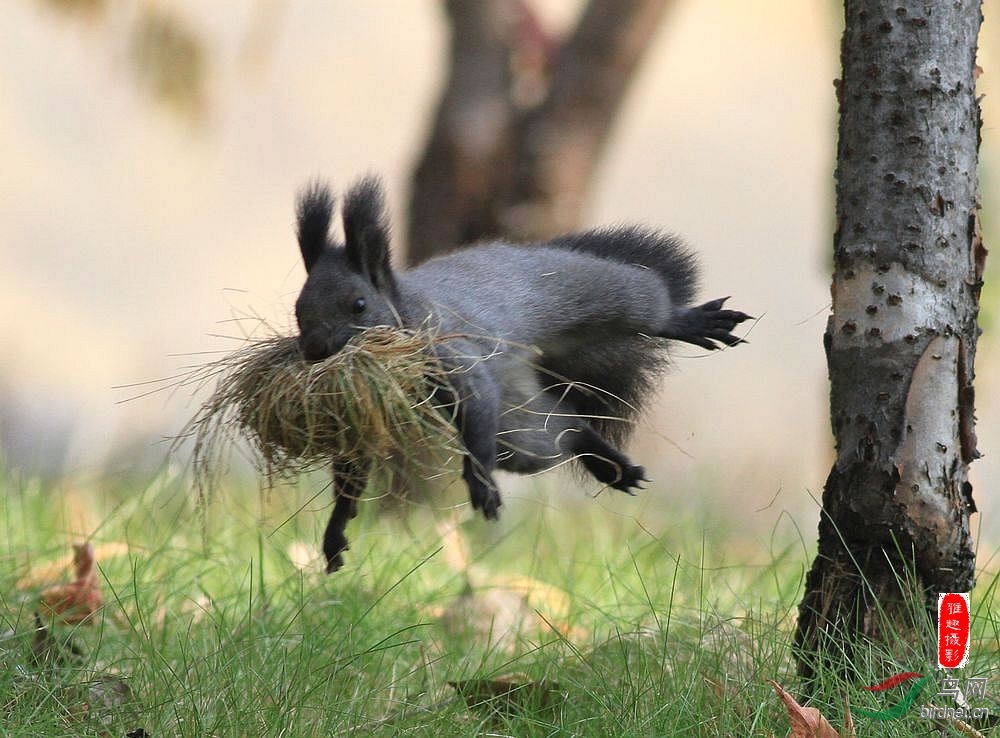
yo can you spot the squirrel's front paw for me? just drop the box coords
[612,463,649,494]
[661,297,752,350]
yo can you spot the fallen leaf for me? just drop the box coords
[769,680,843,738]
[437,586,536,652]
[17,541,129,589]
[39,542,104,625]
[449,674,562,717]
[83,673,134,727]
[487,573,572,620]
[88,674,132,710]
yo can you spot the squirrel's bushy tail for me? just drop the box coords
[542,227,701,446]
[549,226,700,307]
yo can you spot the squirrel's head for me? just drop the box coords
[293,177,400,361]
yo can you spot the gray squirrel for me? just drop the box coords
[293,176,750,572]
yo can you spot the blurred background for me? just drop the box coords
[1,0,997,547]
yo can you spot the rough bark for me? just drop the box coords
[407,0,670,264]
[795,0,984,682]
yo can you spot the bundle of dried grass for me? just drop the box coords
[182,326,462,491]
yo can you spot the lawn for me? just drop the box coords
[1,464,996,736]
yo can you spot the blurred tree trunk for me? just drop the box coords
[406,0,671,264]
[795,0,984,682]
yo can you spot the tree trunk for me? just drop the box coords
[406,0,671,264]
[795,0,985,682]
[407,0,517,265]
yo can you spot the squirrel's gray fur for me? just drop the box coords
[292,176,750,572]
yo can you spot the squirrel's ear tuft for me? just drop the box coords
[296,181,335,273]
[342,175,395,291]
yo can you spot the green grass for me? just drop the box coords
[0,465,996,737]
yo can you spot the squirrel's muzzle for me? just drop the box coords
[299,331,335,362]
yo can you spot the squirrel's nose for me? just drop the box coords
[299,331,332,362]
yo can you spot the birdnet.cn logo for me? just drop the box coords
[851,593,991,722]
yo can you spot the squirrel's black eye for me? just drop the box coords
[351,297,366,314]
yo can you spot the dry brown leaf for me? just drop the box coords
[17,541,129,589]
[449,674,562,716]
[38,542,104,625]
[70,674,134,726]
[769,680,843,738]
[432,520,585,646]
[437,586,536,651]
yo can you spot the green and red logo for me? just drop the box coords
[853,593,974,721]
[853,672,933,721]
